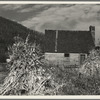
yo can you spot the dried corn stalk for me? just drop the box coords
[0,35,61,95]
[79,49,100,77]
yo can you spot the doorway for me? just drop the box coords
[80,54,86,65]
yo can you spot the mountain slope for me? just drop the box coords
[0,16,44,62]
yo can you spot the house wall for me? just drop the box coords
[45,53,70,66]
[70,53,79,65]
[45,53,87,67]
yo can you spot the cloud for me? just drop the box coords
[0,4,24,10]
[21,4,100,44]
[21,5,86,31]
[19,5,48,13]
[19,4,75,13]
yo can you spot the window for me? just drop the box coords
[64,53,69,57]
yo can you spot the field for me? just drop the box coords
[0,63,80,95]
[0,61,100,95]
[45,63,100,95]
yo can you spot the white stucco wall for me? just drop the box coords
[70,53,80,65]
[45,53,69,66]
[45,53,87,67]
[45,53,82,67]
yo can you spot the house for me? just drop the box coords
[45,26,95,66]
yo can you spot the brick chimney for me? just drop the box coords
[89,26,95,43]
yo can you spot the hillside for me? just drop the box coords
[0,16,44,62]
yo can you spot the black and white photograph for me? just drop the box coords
[0,3,100,96]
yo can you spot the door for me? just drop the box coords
[80,54,85,65]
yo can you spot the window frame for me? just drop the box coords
[64,53,70,57]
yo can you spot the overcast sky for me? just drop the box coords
[0,4,100,44]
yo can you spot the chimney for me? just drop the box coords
[89,26,95,43]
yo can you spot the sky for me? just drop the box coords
[0,4,100,44]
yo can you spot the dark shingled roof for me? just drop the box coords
[45,29,95,53]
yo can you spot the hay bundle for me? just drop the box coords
[0,35,59,95]
[79,49,100,77]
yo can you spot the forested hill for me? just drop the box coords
[0,16,44,62]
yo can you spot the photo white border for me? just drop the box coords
[0,1,100,99]
[0,1,100,4]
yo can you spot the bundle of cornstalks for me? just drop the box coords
[79,48,100,77]
[0,35,62,95]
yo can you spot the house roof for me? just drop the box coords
[45,29,95,53]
